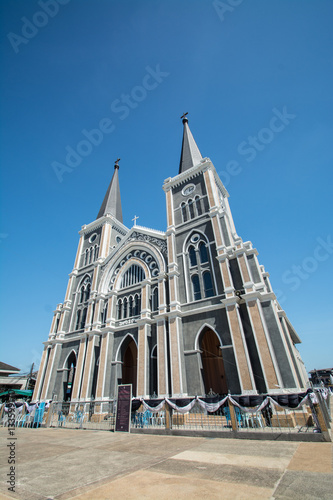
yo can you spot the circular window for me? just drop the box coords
[182,184,196,196]
[140,252,146,260]
[89,233,97,243]
[134,250,140,257]
[149,261,157,269]
[191,234,200,243]
[152,269,159,277]
[127,253,132,260]
[145,255,152,263]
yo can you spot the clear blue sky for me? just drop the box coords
[1,0,332,376]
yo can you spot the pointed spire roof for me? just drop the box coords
[97,159,123,222]
[179,113,202,174]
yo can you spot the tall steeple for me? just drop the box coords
[178,113,202,174]
[97,159,123,222]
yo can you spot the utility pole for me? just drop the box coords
[25,363,34,390]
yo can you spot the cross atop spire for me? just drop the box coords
[178,113,202,174]
[96,158,123,222]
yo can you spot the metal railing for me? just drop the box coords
[48,401,116,430]
[3,389,330,440]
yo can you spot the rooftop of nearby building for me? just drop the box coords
[0,361,20,375]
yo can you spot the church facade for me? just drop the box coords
[33,116,309,406]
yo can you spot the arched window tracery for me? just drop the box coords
[191,275,202,301]
[120,264,145,289]
[76,276,91,330]
[185,235,215,301]
[117,299,122,320]
[151,286,158,312]
[189,245,197,267]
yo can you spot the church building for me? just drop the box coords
[33,115,309,406]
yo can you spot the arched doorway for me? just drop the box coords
[200,329,228,395]
[122,338,138,396]
[64,351,76,401]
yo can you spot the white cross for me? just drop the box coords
[132,215,139,226]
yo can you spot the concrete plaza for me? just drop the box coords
[0,427,332,500]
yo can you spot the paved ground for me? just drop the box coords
[0,427,332,500]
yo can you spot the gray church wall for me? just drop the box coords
[62,309,72,332]
[172,175,208,227]
[222,348,241,394]
[229,258,243,290]
[279,318,303,387]
[103,332,114,398]
[247,254,261,283]
[88,337,101,399]
[184,352,204,396]
[211,242,224,295]
[54,370,64,401]
[220,216,230,247]
[45,345,62,400]
[181,310,241,394]
[239,304,266,393]
[181,309,232,351]
[261,302,296,388]
[172,174,207,206]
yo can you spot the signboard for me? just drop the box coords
[115,384,132,432]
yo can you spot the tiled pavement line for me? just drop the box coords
[270,469,287,500]
[54,437,210,500]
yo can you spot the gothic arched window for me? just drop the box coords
[123,297,128,318]
[181,202,188,222]
[80,307,87,329]
[84,249,89,266]
[129,296,133,317]
[199,242,208,263]
[75,310,81,330]
[186,235,215,302]
[189,245,197,267]
[191,275,202,301]
[203,271,214,298]
[188,199,195,219]
[94,245,99,261]
[134,293,141,316]
[89,247,93,264]
[195,196,202,216]
[117,299,122,320]
[84,283,91,302]
[120,264,145,289]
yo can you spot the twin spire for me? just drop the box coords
[96,158,123,222]
[97,114,202,221]
[179,113,203,174]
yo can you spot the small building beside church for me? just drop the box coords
[33,116,309,409]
